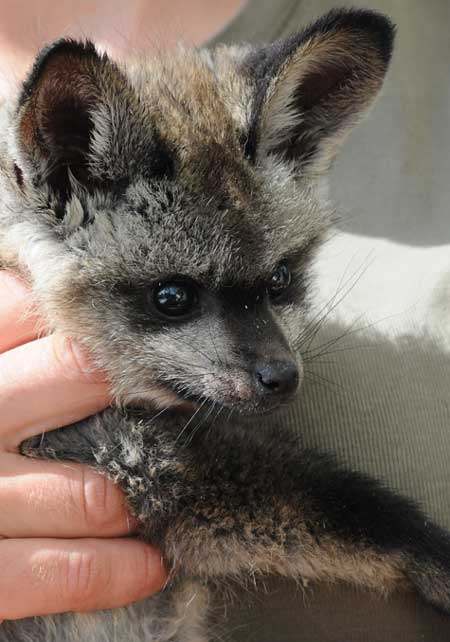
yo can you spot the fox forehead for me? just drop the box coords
[65,167,325,289]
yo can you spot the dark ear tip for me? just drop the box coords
[315,8,396,65]
[19,38,100,106]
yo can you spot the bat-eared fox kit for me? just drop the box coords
[1,7,449,642]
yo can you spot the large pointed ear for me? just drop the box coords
[243,9,395,174]
[15,40,122,198]
[15,39,173,202]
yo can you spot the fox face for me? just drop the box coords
[1,10,394,416]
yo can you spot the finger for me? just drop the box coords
[0,271,43,353]
[0,334,110,450]
[0,453,138,538]
[0,538,167,619]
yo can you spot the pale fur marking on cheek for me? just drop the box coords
[122,383,183,409]
[2,222,76,324]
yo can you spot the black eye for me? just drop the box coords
[153,280,199,318]
[268,263,291,300]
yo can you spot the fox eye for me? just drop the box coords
[268,263,291,300]
[153,280,199,318]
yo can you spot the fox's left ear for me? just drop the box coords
[14,40,124,199]
[244,8,395,174]
[14,39,173,205]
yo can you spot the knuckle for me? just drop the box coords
[130,546,166,600]
[63,548,110,611]
[78,467,126,533]
[124,552,152,602]
[51,334,101,384]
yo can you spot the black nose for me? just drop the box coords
[255,361,299,396]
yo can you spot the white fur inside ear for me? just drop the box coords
[89,103,114,167]
[64,195,85,231]
[3,219,72,293]
[260,37,354,152]
[258,30,386,174]
[258,40,315,155]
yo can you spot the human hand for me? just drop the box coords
[0,271,167,621]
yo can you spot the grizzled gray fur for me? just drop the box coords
[1,8,450,642]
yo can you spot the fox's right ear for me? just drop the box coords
[243,8,395,175]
